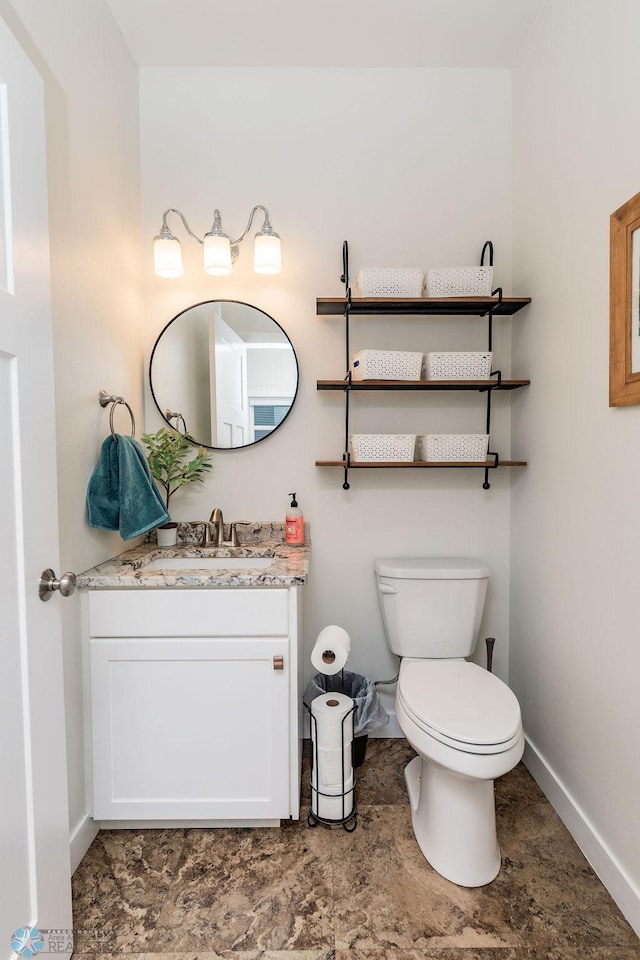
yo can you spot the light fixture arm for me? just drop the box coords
[228,204,275,247]
[158,208,205,245]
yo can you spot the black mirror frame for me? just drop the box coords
[149,299,300,450]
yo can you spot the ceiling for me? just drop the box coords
[105,0,541,68]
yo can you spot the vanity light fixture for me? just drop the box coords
[153,205,281,278]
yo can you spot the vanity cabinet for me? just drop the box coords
[315,241,531,490]
[83,586,302,826]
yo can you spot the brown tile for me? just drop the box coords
[355,738,416,805]
[70,955,146,960]
[335,951,640,960]
[148,819,334,952]
[71,749,640,960]
[71,829,186,952]
[143,953,334,960]
[335,951,520,960]
[330,804,520,951]
[495,808,640,951]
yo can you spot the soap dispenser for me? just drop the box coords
[285,492,304,546]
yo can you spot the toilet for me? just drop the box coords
[374,557,524,887]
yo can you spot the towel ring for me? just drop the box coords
[165,409,188,434]
[99,390,136,439]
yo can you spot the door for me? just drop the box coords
[0,16,72,960]
[211,308,248,447]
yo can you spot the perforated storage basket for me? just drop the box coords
[424,266,494,298]
[354,269,424,298]
[351,349,423,381]
[350,434,416,462]
[424,352,492,380]
[417,434,489,462]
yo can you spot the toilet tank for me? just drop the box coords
[374,558,489,658]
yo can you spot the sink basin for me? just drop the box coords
[143,556,273,571]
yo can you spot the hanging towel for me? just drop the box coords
[87,434,170,540]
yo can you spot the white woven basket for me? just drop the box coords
[417,434,489,462]
[350,434,416,462]
[425,266,494,298]
[354,268,424,298]
[424,351,493,380]
[351,349,423,381]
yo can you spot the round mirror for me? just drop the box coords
[149,300,299,450]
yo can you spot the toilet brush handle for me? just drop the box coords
[485,637,496,673]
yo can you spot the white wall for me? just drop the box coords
[512,0,640,931]
[140,68,515,693]
[1,0,144,865]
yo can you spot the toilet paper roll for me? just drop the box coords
[311,772,355,822]
[310,692,355,817]
[314,743,353,787]
[310,692,354,754]
[310,624,351,676]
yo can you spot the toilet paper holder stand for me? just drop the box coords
[303,696,357,832]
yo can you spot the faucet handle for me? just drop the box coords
[229,520,251,547]
[193,521,213,546]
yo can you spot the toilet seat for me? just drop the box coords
[398,660,522,756]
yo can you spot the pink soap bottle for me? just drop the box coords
[285,492,304,546]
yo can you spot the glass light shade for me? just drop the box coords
[254,232,281,275]
[203,234,232,276]
[153,235,183,278]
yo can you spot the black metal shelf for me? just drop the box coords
[317,296,531,317]
[316,241,531,490]
[317,378,530,392]
[316,459,527,469]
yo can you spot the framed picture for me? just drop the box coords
[610,190,640,405]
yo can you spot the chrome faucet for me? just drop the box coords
[209,507,225,546]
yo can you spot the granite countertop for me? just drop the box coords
[77,522,310,589]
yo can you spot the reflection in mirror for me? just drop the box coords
[150,300,299,449]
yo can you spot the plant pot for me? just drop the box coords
[156,522,178,547]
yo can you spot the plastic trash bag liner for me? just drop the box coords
[304,670,388,736]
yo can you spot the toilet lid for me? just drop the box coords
[374,557,489,580]
[399,660,521,750]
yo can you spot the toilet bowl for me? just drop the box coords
[374,557,524,887]
[397,658,523,886]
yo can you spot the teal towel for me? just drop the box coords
[87,435,170,540]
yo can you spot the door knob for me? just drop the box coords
[39,568,77,602]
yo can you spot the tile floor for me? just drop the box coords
[72,738,640,960]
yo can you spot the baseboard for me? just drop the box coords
[69,813,99,874]
[368,715,403,738]
[523,736,640,937]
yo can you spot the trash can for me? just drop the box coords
[304,671,388,767]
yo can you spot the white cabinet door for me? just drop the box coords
[90,636,290,821]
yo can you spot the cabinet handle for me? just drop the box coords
[273,655,284,670]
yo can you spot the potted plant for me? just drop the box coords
[141,427,213,546]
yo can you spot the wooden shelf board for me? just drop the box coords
[315,460,527,468]
[317,378,530,392]
[316,296,531,317]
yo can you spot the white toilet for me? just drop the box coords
[374,557,524,887]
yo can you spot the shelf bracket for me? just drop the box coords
[342,371,352,489]
[342,450,351,490]
[483,451,500,490]
[341,239,350,294]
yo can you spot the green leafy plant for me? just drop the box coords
[141,427,213,510]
